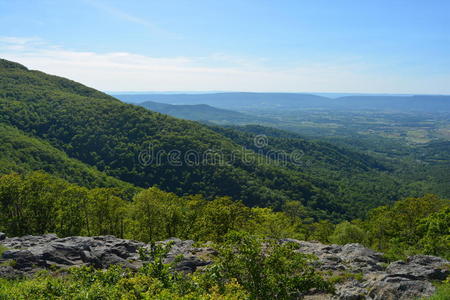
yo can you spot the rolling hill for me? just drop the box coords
[137,100,270,124]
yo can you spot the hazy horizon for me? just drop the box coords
[108,91,448,98]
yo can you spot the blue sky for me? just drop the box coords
[1,0,449,93]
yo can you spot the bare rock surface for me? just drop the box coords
[0,234,213,277]
[1,234,448,299]
[386,255,449,280]
[286,239,386,272]
[284,239,448,299]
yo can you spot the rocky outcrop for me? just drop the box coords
[1,234,144,272]
[286,239,448,300]
[0,234,213,277]
[386,255,449,281]
[1,234,448,299]
[287,240,387,272]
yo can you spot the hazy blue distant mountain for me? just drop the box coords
[114,92,450,112]
[334,95,450,112]
[114,92,332,110]
[313,92,413,98]
[138,100,273,124]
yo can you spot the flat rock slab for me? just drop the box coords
[0,235,212,277]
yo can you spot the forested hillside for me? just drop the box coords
[0,59,443,220]
[0,123,137,194]
[0,59,322,215]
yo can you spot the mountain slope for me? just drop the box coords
[0,59,331,215]
[208,125,410,214]
[0,58,409,219]
[0,123,138,195]
[211,125,387,172]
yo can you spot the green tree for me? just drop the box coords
[55,186,90,236]
[129,187,183,242]
[417,207,450,259]
[192,197,251,242]
[329,221,366,245]
[307,220,335,243]
[246,207,303,239]
[88,188,128,237]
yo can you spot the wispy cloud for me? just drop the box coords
[1,36,449,94]
[82,0,181,39]
[0,36,44,51]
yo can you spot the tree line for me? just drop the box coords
[1,171,448,259]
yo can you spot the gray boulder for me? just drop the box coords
[0,232,6,241]
[386,255,450,281]
[286,239,444,300]
[0,235,147,270]
[333,280,367,299]
[158,238,214,272]
[2,249,44,270]
[331,273,436,300]
[0,265,25,280]
[288,240,386,272]
[338,243,386,272]
[367,275,435,300]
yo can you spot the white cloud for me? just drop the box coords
[0,36,449,94]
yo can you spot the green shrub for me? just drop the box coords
[202,231,333,299]
[422,282,450,300]
[0,245,8,257]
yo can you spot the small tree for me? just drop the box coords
[330,221,366,245]
[418,207,450,259]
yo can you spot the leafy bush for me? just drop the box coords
[0,245,8,257]
[202,231,333,299]
[422,281,450,300]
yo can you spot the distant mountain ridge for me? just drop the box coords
[137,100,272,124]
[114,92,450,112]
[116,92,330,110]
